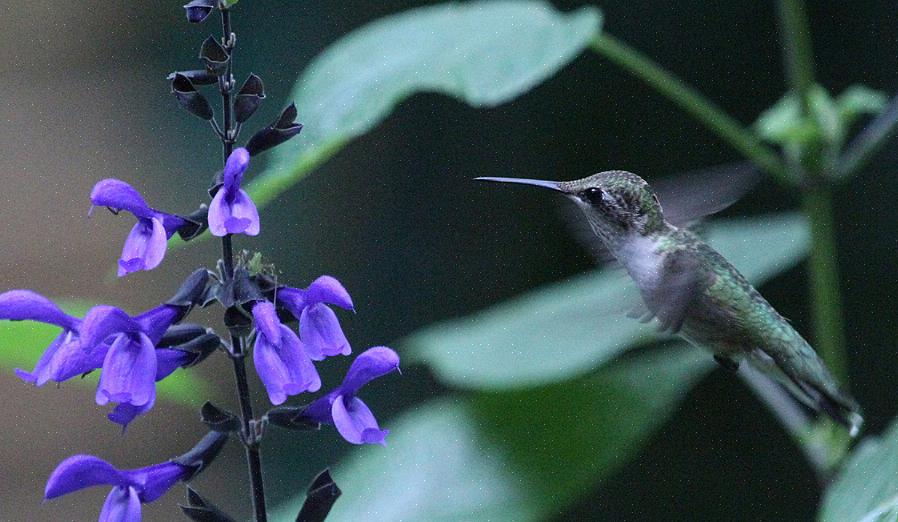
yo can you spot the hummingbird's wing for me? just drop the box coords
[639,249,706,334]
[652,162,761,228]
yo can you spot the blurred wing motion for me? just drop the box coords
[651,162,761,228]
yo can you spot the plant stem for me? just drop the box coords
[776,0,816,113]
[589,33,792,185]
[218,7,268,521]
[775,0,849,385]
[801,187,848,384]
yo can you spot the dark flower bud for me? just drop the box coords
[171,74,214,121]
[234,74,266,123]
[201,402,241,433]
[173,431,229,480]
[167,69,218,86]
[200,36,230,76]
[181,486,237,522]
[245,103,303,156]
[166,269,212,308]
[223,306,252,336]
[172,333,221,367]
[217,267,264,308]
[265,405,321,431]
[296,469,342,522]
[177,205,209,241]
[159,323,209,347]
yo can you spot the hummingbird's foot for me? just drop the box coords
[714,354,740,372]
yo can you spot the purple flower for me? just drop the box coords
[90,179,185,277]
[0,290,98,386]
[208,147,260,236]
[45,455,191,521]
[80,303,185,427]
[302,346,399,445]
[279,276,354,360]
[252,301,320,405]
[106,348,195,428]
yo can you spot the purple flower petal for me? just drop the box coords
[45,455,128,499]
[251,301,281,344]
[305,276,354,311]
[157,212,186,238]
[107,392,154,429]
[332,395,388,445]
[208,188,259,236]
[155,349,193,381]
[0,290,79,330]
[17,330,99,386]
[96,334,157,407]
[134,304,182,345]
[227,189,260,236]
[340,346,400,396]
[207,188,231,237]
[117,217,168,277]
[127,462,191,503]
[300,303,350,358]
[81,306,141,353]
[99,486,141,522]
[276,287,306,319]
[90,179,154,220]
[223,147,250,192]
[253,324,320,405]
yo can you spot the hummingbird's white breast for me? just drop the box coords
[616,234,664,292]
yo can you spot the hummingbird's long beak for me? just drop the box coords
[475,177,564,192]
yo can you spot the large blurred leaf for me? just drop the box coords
[820,418,898,522]
[0,301,210,406]
[272,344,713,522]
[406,212,809,389]
[245,1,602,209]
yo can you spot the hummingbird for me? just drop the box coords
[478,170,862,435]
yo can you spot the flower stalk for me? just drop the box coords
[212,6,269,521]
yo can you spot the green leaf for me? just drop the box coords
[820,418,898,522]
[406,213,809,390]
[272,344,713,522]
[0,301,210,407]
[245,1,602,210]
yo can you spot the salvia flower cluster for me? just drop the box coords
[1,2,399,521]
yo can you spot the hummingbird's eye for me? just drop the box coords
[582,187,605,206]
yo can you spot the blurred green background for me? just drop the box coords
[1,1,897,520]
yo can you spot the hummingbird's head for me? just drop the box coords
[478,170,666,242]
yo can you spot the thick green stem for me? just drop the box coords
[589,34,791,185]
[776,0,849,385]
[801,187,848,384]
[776,0,816,112]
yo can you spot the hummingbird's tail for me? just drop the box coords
[748,347,863,437]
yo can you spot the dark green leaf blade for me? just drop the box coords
[820,418,898,522]
[245,1,602,209]
[272,344,712,521]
